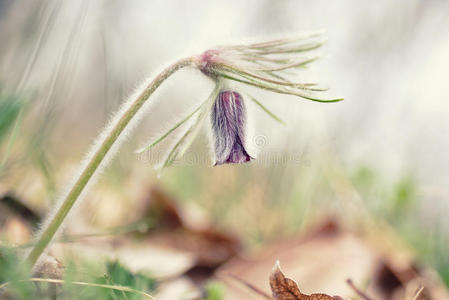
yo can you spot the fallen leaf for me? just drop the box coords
[218,218,449,299]
[0,194,41,228]
[138,187,183,230]
[218,219,375,299]
[136,187,241,269]
[0,193,41,245]
[270,261,344,300]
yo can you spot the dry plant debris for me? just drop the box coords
[270,261,344,300]
[218,219,449,300]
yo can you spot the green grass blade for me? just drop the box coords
[219,73,343,103]
[0,278,155,299]
[137,104,203,154]
[161,84,221,169]
[247,94,285,125]
[0,93,25,144]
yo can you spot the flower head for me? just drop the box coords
[138,33,342,170]
[195,32,343,103]
[211,90,252,165]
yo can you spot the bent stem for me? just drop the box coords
[25,57,193,268]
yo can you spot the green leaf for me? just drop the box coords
[246,93,285,125]
[0,247,34,299]
[204,281,224,300]
[160,84,221,169]
[218,72,343,103]
[0,91,25,144]
[0,90,27,175]
[136,104,203,154]
[162,123,195,169]
[90,261,156,300]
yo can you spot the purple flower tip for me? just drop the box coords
[211,90,253,165]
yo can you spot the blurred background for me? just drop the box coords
[1,0,448,299]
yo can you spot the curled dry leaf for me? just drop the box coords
[270,261,344,300]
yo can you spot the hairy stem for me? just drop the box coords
[25,57,193,268]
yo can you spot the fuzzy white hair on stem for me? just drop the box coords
[26,57,193,267]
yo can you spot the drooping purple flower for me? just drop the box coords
[211,90,252,165]
[137,35,342,170]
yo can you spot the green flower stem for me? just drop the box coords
[25,57,193,268]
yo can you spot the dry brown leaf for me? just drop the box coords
[218,218,449,299]
[0,193,40,245]
[137,187,241,269]
[270,261,344,300]
[0,194,41,228]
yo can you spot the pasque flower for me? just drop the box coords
[27,34,343,269]
[211,90,252,165]
[138,32,343,169]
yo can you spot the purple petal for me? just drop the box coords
[223,135,251,164]
[211,90,252,165]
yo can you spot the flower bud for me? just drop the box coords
[211,90,252,165]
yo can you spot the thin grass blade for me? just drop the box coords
[0,278,155,299]
[136,103,203,154]
[160,84,221,169]
[219,73,343,103]
[247,94,285,125]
